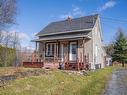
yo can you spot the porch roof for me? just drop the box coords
[32,35,91,42]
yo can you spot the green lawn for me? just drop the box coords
[0,67,113,95]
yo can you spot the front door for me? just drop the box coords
[69,42,77,62]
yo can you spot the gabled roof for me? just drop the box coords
[36,14,99,36]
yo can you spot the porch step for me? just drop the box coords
[44,63,59,69]
[65,63,84,70]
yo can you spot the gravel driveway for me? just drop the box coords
[103,68,127,95]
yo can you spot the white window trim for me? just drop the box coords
[45,43,55,57]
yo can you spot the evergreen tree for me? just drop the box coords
[112,28,127,67]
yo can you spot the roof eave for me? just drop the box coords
[32,35,91,42]
[36,28,92,37]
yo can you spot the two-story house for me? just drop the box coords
[34,14,106,70]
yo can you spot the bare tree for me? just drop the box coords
[0,0,17,45]
[3,31,12,47]
[105,44,114,57]
[1,31,12,66]
[0,31,21,67]
[11,32,20,49]
[11,32,21,67]
[0,0,18,67]
[0,0,17,29]
[0,31,4,44]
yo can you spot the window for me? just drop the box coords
[72,44,76,54]
[45,43,55,57]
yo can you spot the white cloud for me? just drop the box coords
[72,6,84,16]
[9,30,31,47]
[59,5,84,19]
[99,1,116,11]
[9,30,30,40]
[0,30,31,47]
[18,32,30,40]
[0,30,29,40]
[73,7,80,12]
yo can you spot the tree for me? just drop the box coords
[112,28,127,67]
[4,31,12,47]
[11,32,21,67]
[105,44,114,57]
[0,31,21,67]
[11,32,20,49]
[0,0,18,67]
[0,0,17,29]
[0,31,4,44]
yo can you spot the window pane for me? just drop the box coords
[46,43,55,56]
[72,44,76,54]
[52,44,54,55]
[48,44,50,55]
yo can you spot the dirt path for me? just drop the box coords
[103,68,127,95]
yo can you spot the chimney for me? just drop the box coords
[67,16,72,24]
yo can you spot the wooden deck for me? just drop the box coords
[23,62,85,70]
[23,62,44,68]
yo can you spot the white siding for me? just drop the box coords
[91,16,105,69]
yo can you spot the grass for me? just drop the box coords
[0,67,113,95]
[0,67,40,76]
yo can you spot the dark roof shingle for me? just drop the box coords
[36,14,98,36]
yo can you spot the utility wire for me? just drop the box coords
[100,16,127,23]
[101,21,118,31]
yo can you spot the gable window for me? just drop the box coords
[45,43,55,57]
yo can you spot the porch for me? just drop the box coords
[22,30,92,70]
[35,36,91,70]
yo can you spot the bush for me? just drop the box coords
[0,45,16,67]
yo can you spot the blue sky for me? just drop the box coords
[11,0,127,48]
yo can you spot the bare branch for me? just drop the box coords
[0,0,17,29]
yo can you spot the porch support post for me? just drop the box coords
[43,42,45,64]
[56,40,59,58]
[35,41,38,62]
[68,41,69,64]
[77,48,79,71]
[65,41,69,70]
[35,41,37,52]
[83,37,85,68]
[56,40,59,63]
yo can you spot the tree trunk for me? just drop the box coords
[122,60,125,67]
